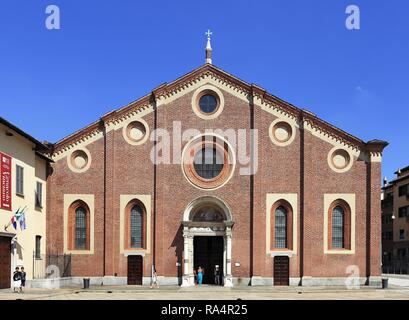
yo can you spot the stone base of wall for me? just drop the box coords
[26,275,382,288]
[251,277,301,286]
[301,276,380,287]
[232,277,251,286]
[27,276,151,288]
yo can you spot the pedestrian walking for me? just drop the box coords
[150,270,159,289]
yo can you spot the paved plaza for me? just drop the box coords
[1,284,409,300]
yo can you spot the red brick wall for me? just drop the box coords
[46,85,381,281]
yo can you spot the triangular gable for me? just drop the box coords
[51,64,387,157]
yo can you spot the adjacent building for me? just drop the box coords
[0,117,51,289]
[382,166,409,274]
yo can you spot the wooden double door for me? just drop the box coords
[127,255,143,285]
[0,237,11,289]
[273,256,289,286]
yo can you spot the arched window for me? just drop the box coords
[328,200,351,250]
[130,205,143,248]
[68,200,90,251]
[274,206,287,249]
[332,206,344,248]
[125,200,146,250]
[75,207,87,249]
[271,201,293,250]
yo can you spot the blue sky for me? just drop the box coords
[0,0,408,181]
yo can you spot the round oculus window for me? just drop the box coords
[327,147,353,173]
[71,150,88,170]
[331,149,351,169]
[193,147,224,179]
[68,148,91,173]
[273,122,292,143]
[126,121,146,142]
[198,94,218,114]
[182,135,235,190]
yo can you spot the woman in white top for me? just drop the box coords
[13,267,22,293]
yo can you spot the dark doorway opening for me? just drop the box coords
[194,236,223,285]
[0,236,11,289]
[127,255,143,285]
[273,256,289,286]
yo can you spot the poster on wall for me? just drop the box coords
[0,152,12,211]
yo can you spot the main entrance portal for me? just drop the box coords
[181,196,234,287]
[194,236,223,285]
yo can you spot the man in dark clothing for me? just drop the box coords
[20,267,26,292]
[214,265,221,286]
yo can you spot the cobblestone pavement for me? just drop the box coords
[1,285,409,300]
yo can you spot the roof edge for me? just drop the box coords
[50,63,387,155]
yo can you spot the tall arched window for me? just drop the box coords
[328,200,351,250]
[271,201,293,251]
[275,206,287,249]
[68,200,90,251]
[332,206,344,248]
[75,207,87,249]
[130,205,143,248]
[125,200,146,250]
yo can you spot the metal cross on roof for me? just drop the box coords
[205,29,212,40]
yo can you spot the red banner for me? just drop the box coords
[0,152,12,211]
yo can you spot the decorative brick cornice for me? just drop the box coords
[51,63,388,158]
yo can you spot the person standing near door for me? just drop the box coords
[12,267,22,293]
[197,266,204,285]
[214,265,221,285]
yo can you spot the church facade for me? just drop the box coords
[46,41,388,287]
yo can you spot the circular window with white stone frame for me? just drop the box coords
[269,118,296,147]
[191,84,225,120]
[67,148,92,173]
[181,134,235,190]
[122,118,150,146]
[327,146,354,173]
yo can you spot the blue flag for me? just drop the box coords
[19,212,26,230]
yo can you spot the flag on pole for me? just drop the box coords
[19,211,26,231]
[10,215,17,230]
[4,206,27,231]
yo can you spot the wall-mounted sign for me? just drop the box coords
[0,152,12,211]
[235,262,240,267]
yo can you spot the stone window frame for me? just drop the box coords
[327,146,354,174]
[182,134,235,191]
[323,194,355,255]
[270,200,294,251]
[266,194,298,257]
[67,147,92,174]
[191,84,225,120]
[124,199,147,250]
[268,118,297,147]
[68,201,91,251]
[122,117,150,146]
[327,199,351,251]
[119,195,152,256]
[63,194,95,255]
